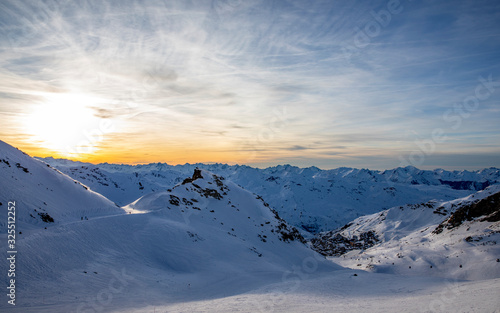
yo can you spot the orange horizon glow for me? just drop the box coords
[4,137,500,171]
[5,139,274,167]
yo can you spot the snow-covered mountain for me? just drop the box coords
[312,185,500,280]
[0,141,122,233]
[2,140,500,312]
[40,157,500,232]
[0,141,336,311]
[125,168,313,265]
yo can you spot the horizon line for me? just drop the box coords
[35,155,500,173]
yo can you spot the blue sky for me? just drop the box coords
[0,0,499,170]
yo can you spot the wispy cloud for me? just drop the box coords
[0,0,499,169]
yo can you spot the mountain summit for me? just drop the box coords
[128,168,314,263]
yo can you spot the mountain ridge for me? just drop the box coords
[39,156,500,232]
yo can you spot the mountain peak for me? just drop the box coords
[181,168,205,185]
[130,167,307,248]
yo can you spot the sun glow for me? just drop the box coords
[23,93,107,157]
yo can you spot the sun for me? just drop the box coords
[24,93,106,158]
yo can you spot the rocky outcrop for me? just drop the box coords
[434,191,500,234]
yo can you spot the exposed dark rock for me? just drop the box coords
[38,212,54,223]
[266,176,280,182]
[15,162,29,173]
[182,198,193,206]
[182,168,204,184]
[192,169,203,180]
[169,195,180,206]
[434,191,500,234]
[201,188,223,200]
[465,236,483,242]
[433,206,449,216]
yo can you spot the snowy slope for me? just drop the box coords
[125,168,315,267]
[39,158,500,232]
[0,140,123,232]
[313,186,500,280]
[2,142,500,312]
[0,159,337,312]
[113,273,500,313]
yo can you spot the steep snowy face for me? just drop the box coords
[0,140,123,232]
[314,185,500,280]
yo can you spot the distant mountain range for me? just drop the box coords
[39,156,500,232]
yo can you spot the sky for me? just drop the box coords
[0,0,499,170]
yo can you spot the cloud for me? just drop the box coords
[0,0,499,169]
[284,145,307,151]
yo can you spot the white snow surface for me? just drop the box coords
[1,140,499,312]
[0,140,123,233]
